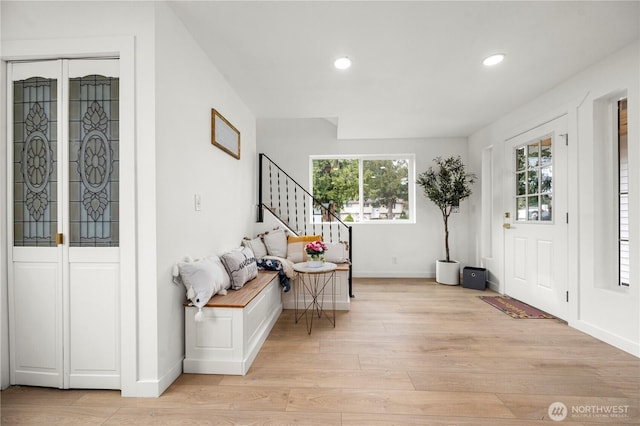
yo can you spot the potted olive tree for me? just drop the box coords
[417,156,476,285]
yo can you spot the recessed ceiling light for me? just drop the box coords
[334,56,352,70]
[483,54,505,67]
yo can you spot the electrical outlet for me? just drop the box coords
[391,256,398,264]
[194,194,202,211]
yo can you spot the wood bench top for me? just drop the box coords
[335,262,350,271]
[190,262,349,309]
[204,270,279,308]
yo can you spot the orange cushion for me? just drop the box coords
[287,235,323,263]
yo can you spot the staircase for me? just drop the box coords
[258,153,353,297]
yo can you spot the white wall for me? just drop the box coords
[154,2,257,389]
[468,41,640,356]
[257,118,472,278]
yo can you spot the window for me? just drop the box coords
[481,147,493,257]
[618,98,629,287]
[310,155,414,223]
[594,91,628,290]
[514,136,553,222]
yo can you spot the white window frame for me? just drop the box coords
[594,90,629,292]
[617,97,629,287]
[309,154,416,224]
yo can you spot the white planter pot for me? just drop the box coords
[436,260,460,285]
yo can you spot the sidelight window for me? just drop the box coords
[618,98,629,287]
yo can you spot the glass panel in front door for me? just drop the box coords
[13,77,58,247]
[68,75,119,247]
[515,136,553,222]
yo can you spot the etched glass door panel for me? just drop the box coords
[69,74,119,247]
[13,77,58,246]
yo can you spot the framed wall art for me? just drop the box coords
[211,108,240,159]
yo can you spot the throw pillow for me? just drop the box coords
[262,228,288,258]
[173,255,228,308]
[209,255,231,290]
[221,246,259,290]
[286,234,323,263]
[242,236,268,259]
[324,241,349,263]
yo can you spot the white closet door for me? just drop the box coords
[8,59,120,390]
[9,61,65,388]
[66,59,120,389]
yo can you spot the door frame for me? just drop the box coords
[1,36,137,395]
[501,101,581,325]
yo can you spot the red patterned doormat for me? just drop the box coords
[479,296,555,319]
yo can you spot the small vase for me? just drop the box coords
[306,255,324,268]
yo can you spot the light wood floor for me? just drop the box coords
[2,278,638,425]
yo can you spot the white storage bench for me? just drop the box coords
[183,270,282,375]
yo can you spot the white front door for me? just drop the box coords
[503,115,569,320]
[8,59,121,389]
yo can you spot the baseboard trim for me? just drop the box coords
[121,358,183,398]
[158,358,183,396]
[486,280,499,292]
[570,320,640,358]
[353,271,435,279]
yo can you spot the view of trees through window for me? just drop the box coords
[515,137,553,222]
[311,156,412,223]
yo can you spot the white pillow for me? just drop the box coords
[173,256,228,308]
[242,236,268,259]
[209,255,231,290]
[262,228,288,257]
[221,246,259,290]
[324,242,349,263]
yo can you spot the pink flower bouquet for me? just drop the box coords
[305,240,327,258]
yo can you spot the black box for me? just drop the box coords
[462,267,487,290]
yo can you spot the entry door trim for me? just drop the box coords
[505,113,568,143]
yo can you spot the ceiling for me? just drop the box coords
[168,1,639,140]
